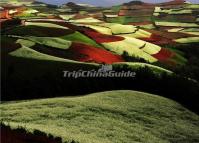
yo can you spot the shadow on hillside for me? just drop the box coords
[1,55,199,115]
[0,123,77,143]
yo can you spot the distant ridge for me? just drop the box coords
[61,1,97,10]
[124,1,147,5]
[123,0,188,6]
[160,0,186,5]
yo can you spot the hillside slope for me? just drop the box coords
[1,90,199,143]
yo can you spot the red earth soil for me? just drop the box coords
[118,9,153,16]
[145,29,193,39]
[83,29,125,43]
[156,15,196,23]
[128,21,152,25]
[72,14,91,19]
[0,10,10,19]
[30,42,124,64]
[70,43,125,64]
[46,15,61,19]
[24,21,125,43]
[140,34,174,45]
[159,0,185,6]
[152,48,174,61]
[122,5,155,10]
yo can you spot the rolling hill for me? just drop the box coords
[1,90,199,143]
[1,0,199,109]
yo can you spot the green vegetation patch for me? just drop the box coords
[9,45,73,62]
[110,5,121,12]
[25,22,69,29]
[175,37,199,43]
[83,24,112,35]
[23,37,72,50]
[14,13,36,18]
[59,14,75,20]
[168,28,199,35]
[106,16,152,24]
[37,13,55,17]
[139,24,155,29]
[154,7,193,14]
[101,36,159,63]
[89,23,152,38]
[155,22,199,27]
[69,17,103,23]
[113,63,172,74]
[61,31,102,48]
[1,90,199,143]
[121,29,152,38]
[184,4,199,9]
[98,23,137,34]
[16,39,35,47]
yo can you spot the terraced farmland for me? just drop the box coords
[1,1,199,143]
[2,0,198,66]
[1,0,198,95]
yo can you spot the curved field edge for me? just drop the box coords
[5,38,171,76]
[1,90,199,143]
[112,62,172,74]
[7,49,172,75]
[174,37,199,43]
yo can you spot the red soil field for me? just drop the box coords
[145,29,192,39]
[156,15,196,23]
[24,21,125,44]
[152,48,174,61]
[128,21,152,26]
[159,0,185,6]
[118,9,153,16]
[30,42,124,64]
[46,15,61,19]
[70,42,125,64]
[122,4,155,10]
[83,29,125,43]
[72,14,90,19]
[0,10,10,19]
[2,6,27,17]
[140,34,174,45]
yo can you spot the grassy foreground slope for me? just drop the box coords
[1,90,199,143]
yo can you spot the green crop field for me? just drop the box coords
[1,90,199,143]
[154,7,193,14]
[155,22,199,27]
[61,31,103,48]
[69,17,103,23]
[101,36,161,63]
[25,22,69,29]
[175,37,199,43]
[106,16,152,24]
